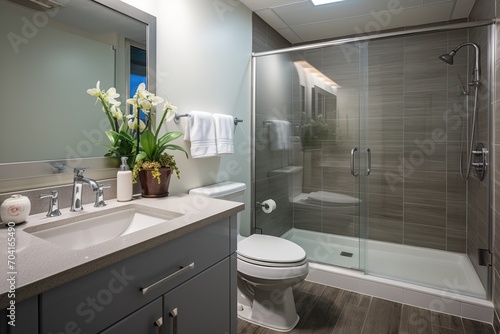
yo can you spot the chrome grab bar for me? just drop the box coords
[350,147,358,176]
[365,148,371,176]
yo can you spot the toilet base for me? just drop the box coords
[237,283,300,332]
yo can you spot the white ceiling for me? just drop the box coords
[241,0,477,44]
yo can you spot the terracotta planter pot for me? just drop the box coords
[138,167,172,198]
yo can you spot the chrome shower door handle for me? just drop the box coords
[350,147,359,176]
[365,148,371,176]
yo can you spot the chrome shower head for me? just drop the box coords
[438,50,456,65]
[438,42,480,84]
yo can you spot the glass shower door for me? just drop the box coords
[253,42,366,270]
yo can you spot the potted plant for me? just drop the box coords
[87,81,137,165]
[127,83,188,198]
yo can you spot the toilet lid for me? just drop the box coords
[237,234,306,264]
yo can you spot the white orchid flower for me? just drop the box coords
[127,116,146,131]
[136,83,151,100]
[107,97,119,106]
[164,108,175,123]
[126,98,137,106]
[139,98,152,111]
[86,81,101,97]
[104,87,119,100]
[110,102,123,120]
[163,101,177,122]
[151,95,164,106]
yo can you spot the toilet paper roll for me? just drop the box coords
[261,199,277,214]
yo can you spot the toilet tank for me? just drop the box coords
[188,181,246,203]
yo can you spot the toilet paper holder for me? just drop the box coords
[256,201,270,209]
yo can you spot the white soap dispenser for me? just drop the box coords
[117,156,133,202]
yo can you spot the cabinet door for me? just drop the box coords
[164,257,231,334]
[0,297,38,334]
[100,298,162,334]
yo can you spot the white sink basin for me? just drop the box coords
[25,204,182,250]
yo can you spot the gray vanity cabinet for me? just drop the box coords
[0,296,38,334]
[37,216,236,334]
[100,298,163,334]
[163,255,233,333]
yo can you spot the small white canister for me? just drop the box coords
[1,195,31,225]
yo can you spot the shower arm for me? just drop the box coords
[453,42,481,85]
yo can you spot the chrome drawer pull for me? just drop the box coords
[154,317,163,334]
[170,308,178,334]
[141,262,195,295]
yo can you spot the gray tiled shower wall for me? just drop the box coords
[253,14,485,255]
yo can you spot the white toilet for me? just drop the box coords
[189,181,309,332]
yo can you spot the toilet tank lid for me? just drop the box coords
[189,181,246,198]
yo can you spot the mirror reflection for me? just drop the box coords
[0,0,147,164]
[294,61,338,149]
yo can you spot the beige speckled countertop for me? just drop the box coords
[0,194,244,310]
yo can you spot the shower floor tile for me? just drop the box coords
[237,281,494,334]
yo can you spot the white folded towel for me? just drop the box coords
[213,113,234,155]
[184,111,217,158]
[268,120,292,151]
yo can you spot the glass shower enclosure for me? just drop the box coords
[252,23,492,300]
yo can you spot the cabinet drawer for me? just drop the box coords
[40,218,230,334]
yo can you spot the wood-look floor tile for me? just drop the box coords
[331,304,369,334]
[236,281,495,334]
[238,319,269,334]
[399,305,432,334]
[286,281,326,334]
[294,286,344,334]
[361,298,401,334]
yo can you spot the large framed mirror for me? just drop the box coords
[0,0,156,192]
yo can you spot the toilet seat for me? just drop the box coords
[238,256,309,281]
[237,234,307,267]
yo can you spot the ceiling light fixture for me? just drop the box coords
[294,61,340,88]
[311,0,345,6]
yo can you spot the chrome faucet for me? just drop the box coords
[40,190,62,217]
[71,168,99,212]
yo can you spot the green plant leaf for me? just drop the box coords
[158,131,183,146]
[163,144,189,158]
[140,130,157,160]
[105,130,118,146]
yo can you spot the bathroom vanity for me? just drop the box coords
[0,195,242,333]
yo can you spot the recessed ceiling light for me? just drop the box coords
[311,0,345,5]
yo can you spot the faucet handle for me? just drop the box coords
[94,184,111,208]
[39,190,62,217]
[74,167,89,177]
